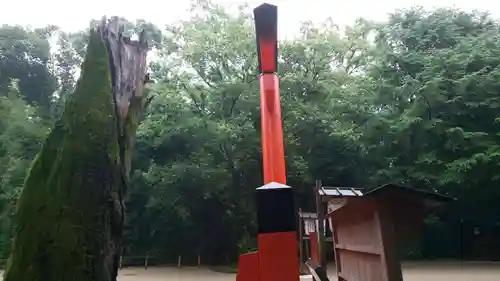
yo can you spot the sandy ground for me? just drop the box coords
[118,262,500,281]
[2,262,500,280]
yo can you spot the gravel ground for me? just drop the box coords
[118,261,500,281]
[2,261,500,281]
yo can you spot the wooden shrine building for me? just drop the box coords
[300,182,455,281]
[298,184,364,273]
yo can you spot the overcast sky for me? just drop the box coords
[1,0,498,37]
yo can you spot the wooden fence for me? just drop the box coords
[120,254,202,269]
[0,255,201,271]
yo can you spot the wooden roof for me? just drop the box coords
[364,183,456,208]
[317,186,363,197]
[298,212,317,219]
[365,184,455,201]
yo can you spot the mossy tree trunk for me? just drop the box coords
[3,18,150,281]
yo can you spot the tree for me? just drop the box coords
[126,1,376,263]
[2,3,500,266]
[0,80,48,261]
[358,7,500,258]
[52,32,80,112]
[0,25,58,113]
[3,18,150,281]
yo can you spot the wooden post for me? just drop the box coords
[305,259,331,281]
[298,208,304,273]
[315,180,327,272]
[309,232,319,263]
[330,217,342,280]
[376,202,403,281]
[144,255,148,270]
[177,255,181,267]
[119,256,123,270]
[198,253,201,267]
[304,236,310,260]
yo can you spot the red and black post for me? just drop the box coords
[254,3,300,281]
[235,4,300,281]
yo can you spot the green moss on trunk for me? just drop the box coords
[3,29,124,281]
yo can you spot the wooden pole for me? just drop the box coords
[119,256,123,270]
[177,255,181,267]
[315,180,327,272]
[298,208,304,274]
[309,231,319,263]
[304,237,310,261]
[144,255,148,270]
[198,253,201,267]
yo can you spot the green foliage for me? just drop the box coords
[0,25,57,113]
[2,3,500,267]
[0,81,48,261]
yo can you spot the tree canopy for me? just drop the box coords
[2,2,500,267]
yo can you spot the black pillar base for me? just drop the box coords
[256,182,296,233]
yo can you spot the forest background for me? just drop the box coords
[1,1,500,266]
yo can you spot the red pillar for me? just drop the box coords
[236,252,258,281]
[235,4,300,281]
[255,4,300,281]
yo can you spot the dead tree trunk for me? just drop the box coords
[3,17,150,281]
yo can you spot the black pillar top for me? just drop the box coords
[254,3,278,74]
[254,3,277,41]
[256,182,296,234]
